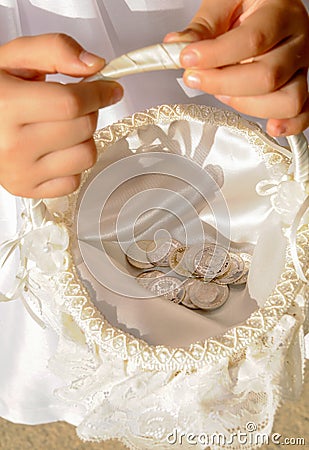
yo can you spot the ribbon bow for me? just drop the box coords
[0,199,70,326]
[256,170,309,283]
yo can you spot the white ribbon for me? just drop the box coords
[85,42,189,81]
[0,199,70,327]
[0,236,46,328]
[256,176,309,283]
[289,195,309,283]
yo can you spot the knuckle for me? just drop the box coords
[0,134,19,161]
[62,90,83,119]
[81,140,97,169]
[52,33,76,53]
[38,175,81,198]
[248,29,267,55]
[84,112,98,137]
[263,65,283,92]
[287,90,306,117]
[64,175,81,194]
[191,16,216,37]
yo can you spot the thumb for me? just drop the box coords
[164,0,238,43]
[0,33,105,77]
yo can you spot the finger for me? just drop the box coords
[180,3,294,69]
[165,0,238,44]
[31,174,82,198]
[267,95,309,136]
[0,34,105,77]
[164,29,203,43]
[4,76,123,123]
[215,71,308,119]
[22,112,98,159]
[34,139,97,183]
[184,36,306,96]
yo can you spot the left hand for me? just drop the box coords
[164,0,309,136]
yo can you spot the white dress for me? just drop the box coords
[0,0,308,431]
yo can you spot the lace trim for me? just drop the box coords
[41,105,308,372]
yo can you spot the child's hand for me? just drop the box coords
[0,34,123,198]
[165,0,309,136]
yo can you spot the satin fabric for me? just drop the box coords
[0,0,308,426]
[76,121,269,347]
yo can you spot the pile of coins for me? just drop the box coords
[125,239,251,311]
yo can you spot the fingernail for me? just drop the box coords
[112,87,123,104]
[164,32,181,43]
[165,30,200,43]
[181,50,199,67]
[186,71,201,89]
[215,95,231,104]
[79,50,103,67]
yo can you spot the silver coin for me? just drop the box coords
[148,276,185,303]
[194,244,230,279]
[136,270,165,288]
[231,253,252,285]
[126,240,154,269]
[187,280,219,309]
[146,238,182,267]
[215,252,245,285]
[180,279,200,309]
[182,244,203,274]
[168,246,193,277]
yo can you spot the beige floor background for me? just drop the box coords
[0,370,308,450]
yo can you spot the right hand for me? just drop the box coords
[165,0,309,137]
[0,34,123,198]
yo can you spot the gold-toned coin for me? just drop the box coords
[187,280,219,309]
[148,276,185,303]
[181,279,200,309]
[126,240,154,269]
[136,270,165,288]
[231,253,252,285]
[194,244,230,280]
[189,280,229,310]
[146,238,182,267]
[208,284,230,310]
[214,252,245,285]
[168,246,193,277]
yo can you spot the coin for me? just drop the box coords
[136,270,165,288]
[126,240,154,269]
[181,244,203,274]
[187,280,219,309]
[168,246,193,277]
[180,279,200,309]
[189,280,229,310]
[146,238,182,267]
[208,284,230,310]
[148,276,185,303]
[214,252,245,285]
[194,244,230,280]
[231,253,252,285]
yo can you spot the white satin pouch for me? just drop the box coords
[66,104,307,347]
[1,104,308,449]
[76,109,266,346]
